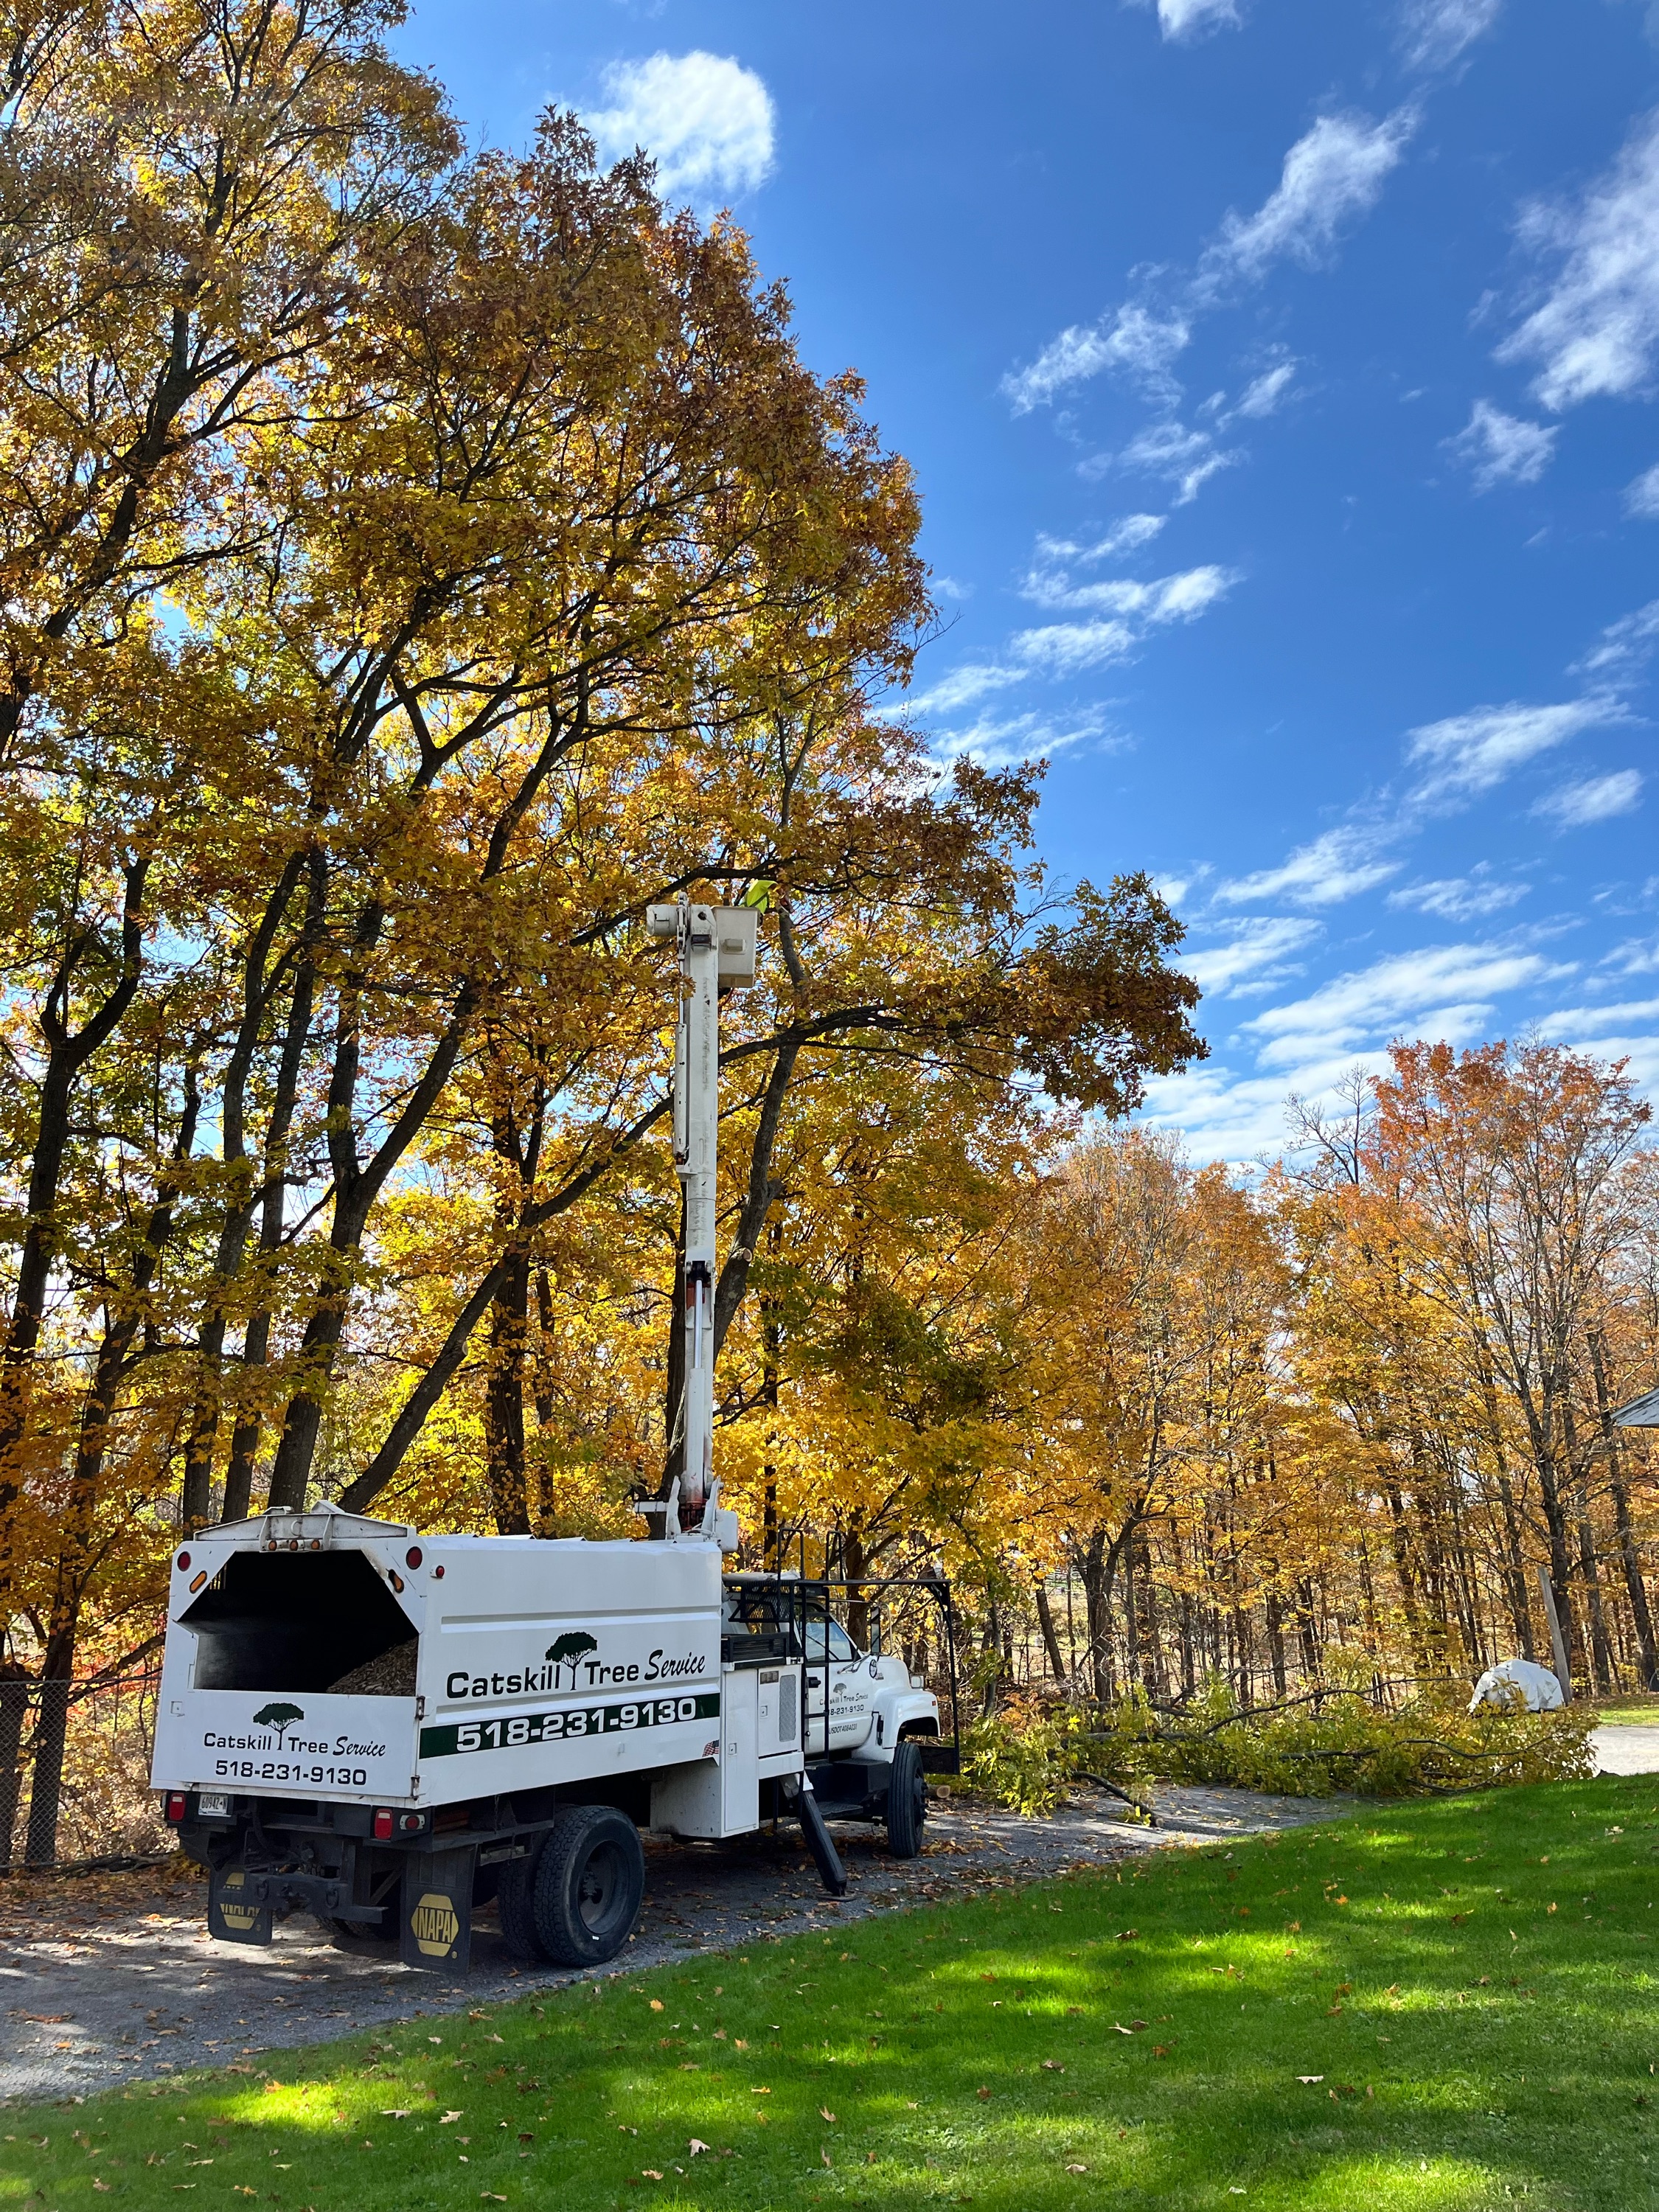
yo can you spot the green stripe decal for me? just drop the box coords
[421,1690,720,1759]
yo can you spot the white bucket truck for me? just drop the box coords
[151,901,956,1972]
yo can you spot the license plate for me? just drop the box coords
[197,1791,232,1818]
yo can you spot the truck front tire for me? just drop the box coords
[532,1806,645,1966]
[886,1739,927,1857]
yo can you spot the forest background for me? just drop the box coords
[0,0,1650,1860]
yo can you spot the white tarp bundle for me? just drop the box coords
[1468,1657,1565,1713]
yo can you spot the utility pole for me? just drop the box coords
[645,898,757,1534]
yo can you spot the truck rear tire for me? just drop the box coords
[885,1739,927,1858]
[531,1806,644,1966]
[497,1837,549,1963]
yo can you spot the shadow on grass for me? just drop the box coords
[6,1778,1659,2210]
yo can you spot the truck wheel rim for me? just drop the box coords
[578,1843,622,1931]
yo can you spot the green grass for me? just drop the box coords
[1593,1699,1659,1728]
[9,1777,1659,2211]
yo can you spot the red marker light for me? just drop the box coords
[400,1812,424,1833]
[165,1792,188,1823]
[406,1545,422,1569]
[177,1551,191,1572]
[433,1564,445,1579]
[373,1808,394,1840]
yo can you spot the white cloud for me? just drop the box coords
[1073,514,1168,561]
[1216,825,1400,908]
[897,663,1026,717]
[1002,305,1189,414]
[1200,110,1418,291]
[1155,0,1242,38]
[1625,463,1659,516]
[1576,599,1659,684]
[1022,558,1239,619]
[1110,419,1237,504]
[1388,868,1529,920]
[931,706,1114,771]
[1234,361,1298,418]
[585,51,775,200]
[1012,562,1239,671]
[1500,108,1659,410]
[1239,942,1575,1067]
[1139,1051,1391,1164]
[1533,768,1644,828]
[1405,697,1617,802]
[1399,0,1505,70]
[1543,992,1659,1039]
[1445,400,1557,490]
[1181,917,1322,998]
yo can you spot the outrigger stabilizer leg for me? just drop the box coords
[784,1775,847,1896]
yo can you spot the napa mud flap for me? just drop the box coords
[208,1863,272,1945]
[399,1843,476,1972]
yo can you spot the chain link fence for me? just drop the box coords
[0,1671,167,1870]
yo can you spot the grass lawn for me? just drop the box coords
[7,1776,1659,2212]
[1593,1699,1659,1728]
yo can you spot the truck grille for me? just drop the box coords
[778,1671,798,1745]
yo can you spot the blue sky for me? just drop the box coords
[397,0,1659,1161]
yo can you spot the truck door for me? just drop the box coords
[804,1618,874,1754]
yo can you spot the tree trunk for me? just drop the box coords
[1034,1582,1068,1683]
[1591,1329,1658,1687]
[484,1248,532,1535]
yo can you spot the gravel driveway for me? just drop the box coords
[0,1781,1344,2104]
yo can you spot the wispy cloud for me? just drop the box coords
[1445,399,1557,490]
[1233,360,1299,418]
[1021,556,1239,620]
[1574,598,1659,684]
[1405,698,1619,802]
[1388,867,1530,920]
[1239,941,1575,1068]
[1048,514,1168,561]
[1499,107,1659,410]
[1003,305,1190,414]
[585,51,775,199]
[1106,419,1237,504]
[1182,916,1322,997]
[1151,0,1243,39]
[1625,462,1659,516]
[1216,824,1400,908]
[1534,768,1644,827]
[1198,109,1418,293]
[1399,0,1505,71]
[931,706,1116,771]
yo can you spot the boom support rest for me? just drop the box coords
[785,1774,847,1896]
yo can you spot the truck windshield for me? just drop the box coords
[804,1620,859,1664]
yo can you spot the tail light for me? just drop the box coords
[373,1807,394,1840]
[164,1792,188,1823]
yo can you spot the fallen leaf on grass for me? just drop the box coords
[977,2087,991,2100]
[1298,2076,1324,2084]
[380,2110,411,2119]
[440,2111,464,2124]
[1115,1929,1139,1942]
[1042,2060,1065,2073]
[689,2140,711,2157]
[1064,2164,1088,2174]
[649,2000,664,2012]
[92,2185,111,2194]
[819,2108,836,2124]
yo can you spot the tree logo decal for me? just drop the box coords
[252,1700,305,1748]
[545,1631,599,1687]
